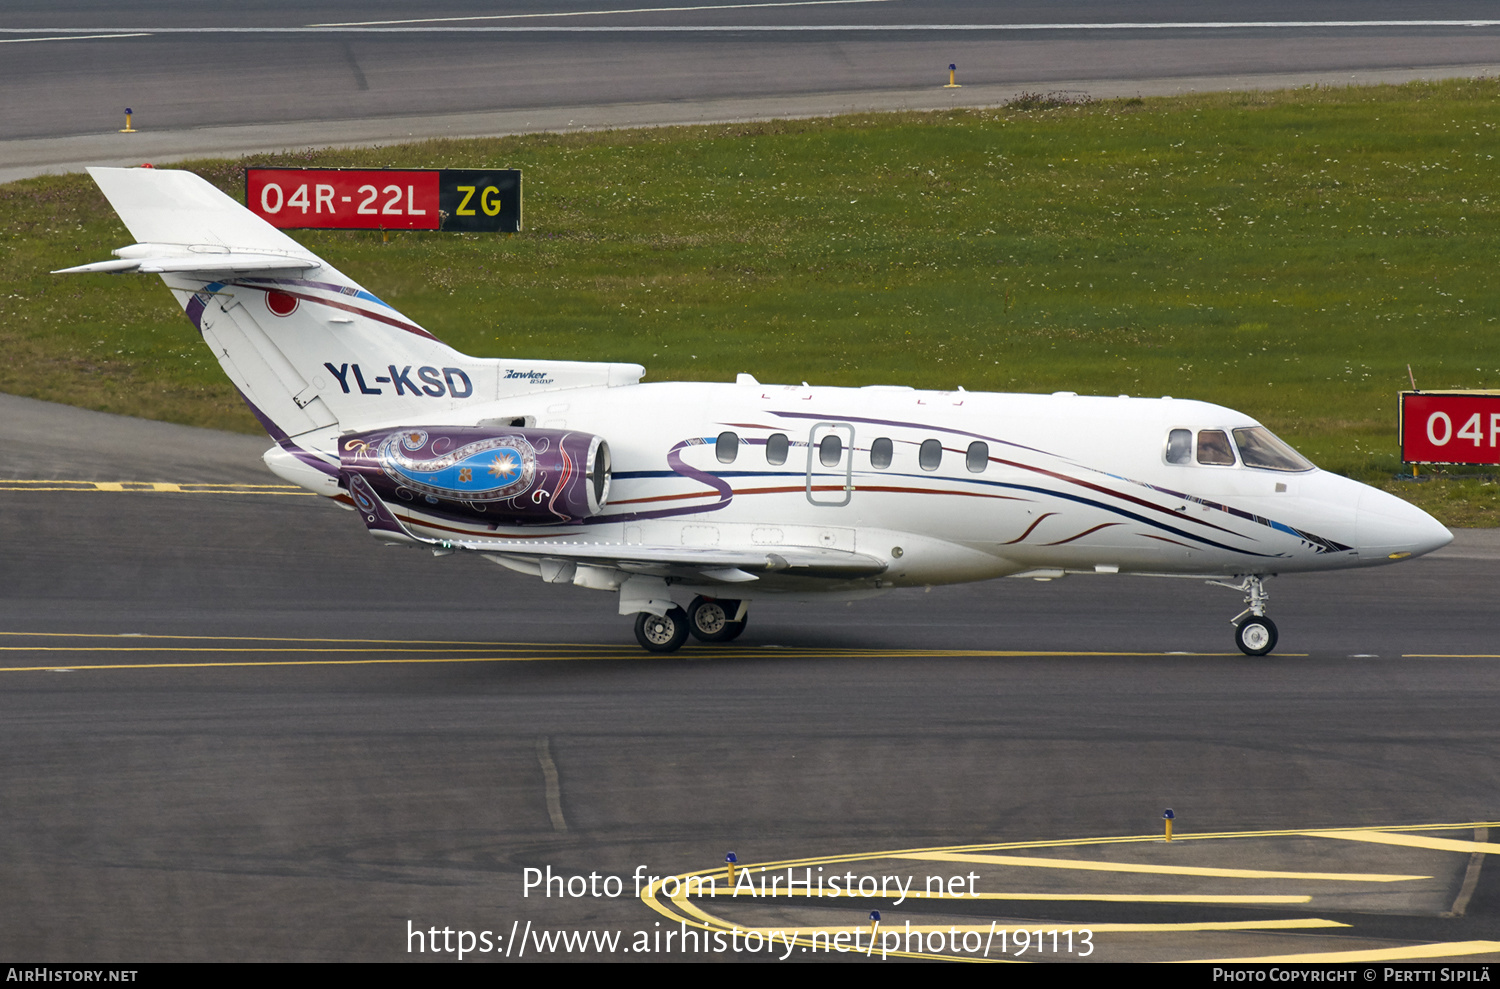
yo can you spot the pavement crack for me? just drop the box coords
[341,40,369,91]
[1443,826,1489,918]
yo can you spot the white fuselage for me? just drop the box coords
[292,378,1450,598]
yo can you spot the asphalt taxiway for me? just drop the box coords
[1,394,1497,961]
[4,3,1500,960]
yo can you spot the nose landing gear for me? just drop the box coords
[1235,615,1278,656]
[1208,575,1279,656]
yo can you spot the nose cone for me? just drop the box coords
[1356,486,1453,561]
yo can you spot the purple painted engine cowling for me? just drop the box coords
[340,426,611,525]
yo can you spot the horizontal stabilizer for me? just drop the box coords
[54,253,319,276]
[57,168,324,279]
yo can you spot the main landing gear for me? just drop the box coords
[634,608,689,653]
[1208,575,1278,656]
[632,596,746,653]
[687,596,746,643]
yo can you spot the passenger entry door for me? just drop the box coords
[806,421,855,506]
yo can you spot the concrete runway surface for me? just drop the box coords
[4,1,1500,182]
[1,394,1497,962]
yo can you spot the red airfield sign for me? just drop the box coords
[1399,391,1500,465]
[248,168,440,230]
[245,168,521,232]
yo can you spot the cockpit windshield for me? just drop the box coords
[1232,426,1315,472]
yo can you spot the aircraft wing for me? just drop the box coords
[347,474,886,582]
[471,541,889,581]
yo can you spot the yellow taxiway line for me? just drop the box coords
[1302,829,1500,855]
[711,889,1311,904]
[900,850,1427,882]
[0,480,314,495]
[0,631,1303,672]
[3,629,1490,660]
[0,656,655,672]
[1194,941,1500,964]
[2,646,610,653]
[0,631,614,645]
[732,822,1500,868]
[638,821,1498,961]
[647,880,1347,962]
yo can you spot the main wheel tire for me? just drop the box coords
[1235,616,1278,656]
[635,608,689,653]
[720,618,747,642]
[687,597,741,642]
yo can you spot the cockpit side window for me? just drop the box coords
[1233,426,1315,472]
[1196,429,1236,466]
[1165,428,1192,465]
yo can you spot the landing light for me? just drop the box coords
[1387,551,1412,560]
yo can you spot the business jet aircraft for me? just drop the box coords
[58,167,1452,655]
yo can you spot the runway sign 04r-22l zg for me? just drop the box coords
[1399,391,1500,465]
[245,168,521,233]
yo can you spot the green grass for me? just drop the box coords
[2,79,1498,523]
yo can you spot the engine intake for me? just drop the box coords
[340,426,610,525]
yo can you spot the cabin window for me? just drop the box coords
[1166,428,1192,464]
[1233,427,1315,472]
[716,431,739,464]
[819,434,843,467]
[966,441,989,473]
[1196,429,1236,466]
[919,439,943,471]
[870,437,893,470]
[765,432,789,466]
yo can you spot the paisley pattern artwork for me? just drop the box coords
[374,431,537,503]
[339,425,609,526]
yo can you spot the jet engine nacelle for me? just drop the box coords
[340,425,611,525]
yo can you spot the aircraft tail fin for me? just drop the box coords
[58,167,484,450]
[60,167,645,462]
[79,166,322,258]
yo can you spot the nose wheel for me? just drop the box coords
[1209,576,1279,656]
[1234,616,1278,656]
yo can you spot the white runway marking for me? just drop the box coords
[314,0,906,28]
[4,21,1499,35]
[0,32,152,43]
